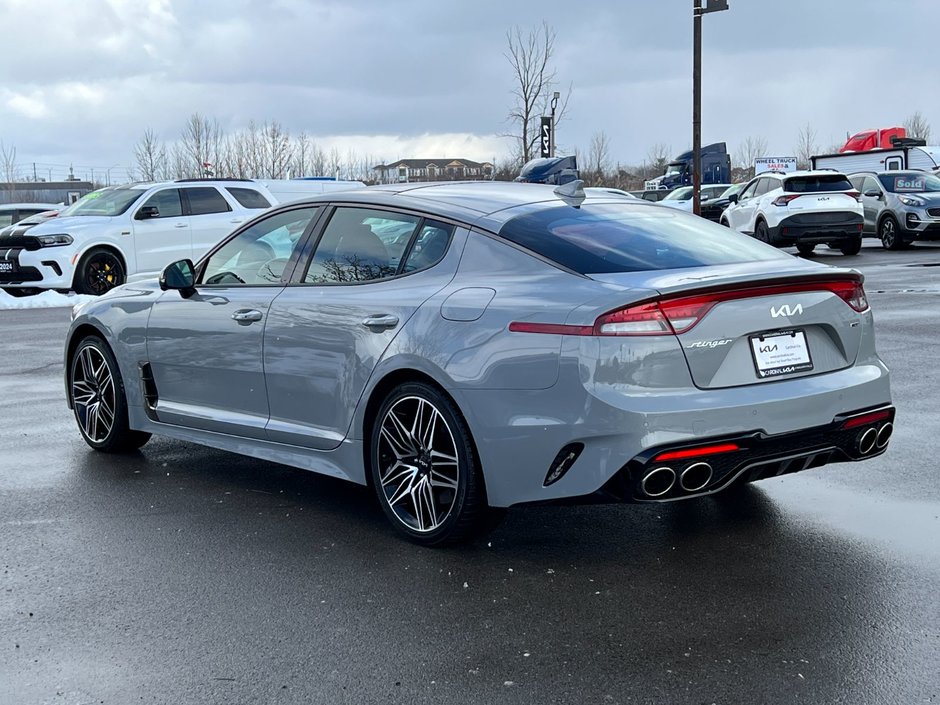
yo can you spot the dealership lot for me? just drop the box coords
[1,243,938,704]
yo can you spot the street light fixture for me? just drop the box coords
[550,90,561,157]
[692,0,728,216]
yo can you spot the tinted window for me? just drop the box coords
[60,188,144,217]
[878,172,940,193]
[225,187,272,209]
[402,221,454,273]
[499,204,787,275]
[201,207,319,286]
[304,208,419,284]
[784,175,853,192]
[184,187,231,215]
[139,189,183,218]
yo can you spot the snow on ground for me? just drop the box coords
[0,289,96,310]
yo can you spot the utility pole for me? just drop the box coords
[550,91,560,157]
[692,0,728,216]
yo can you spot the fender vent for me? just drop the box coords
[139,363,159,420]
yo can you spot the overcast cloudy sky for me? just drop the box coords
[2,0,939,181]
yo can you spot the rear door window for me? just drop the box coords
[402,221,454,273]
[784,175,853,193]
[225,187,272,209]
[499,204,786,274]
[184,187,232,215]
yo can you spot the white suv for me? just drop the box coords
[721,170,864,256]
[0,180,283,296]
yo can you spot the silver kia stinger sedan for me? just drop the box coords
[65,181,894,544]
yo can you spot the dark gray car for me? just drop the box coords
[63,182,894,545]
[849,171,940,249]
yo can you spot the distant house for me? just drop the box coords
[0,181,94,206]
[373,159,494,184]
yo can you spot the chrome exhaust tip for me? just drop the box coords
[641,467,676,498]
[679,462,713,493]
[876,422,893,449]
[858,427,877,455]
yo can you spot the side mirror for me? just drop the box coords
[863,189,881,199]
[160,259,196,297]
[136,206,159,220]
[728,194,739,204]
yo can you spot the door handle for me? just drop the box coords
[232,309,263,324]
[174,222,188,228]
[361,314,399,330]
[230,218,244,224]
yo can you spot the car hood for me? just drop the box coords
[27,215,118,235]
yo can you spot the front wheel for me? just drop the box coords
[69,336,150,452]
[370,382,490,546]
[879,215,904,251]
[74,248,126,295]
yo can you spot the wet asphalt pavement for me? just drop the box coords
[1,243,938,704]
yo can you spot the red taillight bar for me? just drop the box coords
[509,277,869,337]
[842,410,892,430]
[654,443,741,462]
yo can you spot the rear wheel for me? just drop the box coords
[879,215,904,250]
[755,219,775,245]
[370,382,491,546]
[796,243,815,256]
[839,239,862,256]
[74,248,126,295]
[69,336,150,452]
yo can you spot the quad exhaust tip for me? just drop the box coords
[641,467,676,498]
[679,462,713,493]
[858,427,878,455]
[876,422,893,449]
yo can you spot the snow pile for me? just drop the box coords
[0,289,96,310]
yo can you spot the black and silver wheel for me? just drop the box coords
[796,242,815,256]
[75,248,125,295]
[370,382,489,545]
[879,215,903,251]
[70,336,150,452]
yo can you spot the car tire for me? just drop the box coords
[755,219,774,245]
[69,335,151,453]
[796,243,815,256]
[879,215,904,251]
[839,239,862,256]
[719,218,731,228]
[1,287,42,297]
[74,248,126,295]
[369,381,491,546]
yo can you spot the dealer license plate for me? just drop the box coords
[750,330,813,379]
[0,261,15,274]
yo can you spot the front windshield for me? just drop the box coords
[665,163,685,176]
[663,187,693,201]
[878,173,940,193]
[60,188,144,217]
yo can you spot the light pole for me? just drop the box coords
[550,91,560,157]
[692,0,728,216]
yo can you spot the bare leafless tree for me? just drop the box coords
[736,135,768,171]
[585,131,611,186]
[1,141,18,188]
[263,121,292,178]
[133,128,169,182]
[178,113,225,177]
[795,123,818,170]
[903,111,931,143]
[504,22,571,167]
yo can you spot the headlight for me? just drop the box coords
[898,196,925,207]
[36,234,73,247]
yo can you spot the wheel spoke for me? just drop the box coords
[79,348,94,382]
[380,426,410,459]
[410,399,426,446]
[430,468,458,490]
[386,470,417,508]
[72,380,95,405]
[430,449,458,465]
[85,402,99,440]
[381,461,413,488]
[420,407,438,449]
[385,409,417,454]
[421,479,438,529]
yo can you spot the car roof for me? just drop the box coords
[0,202,62,210]
[269,181,662,231]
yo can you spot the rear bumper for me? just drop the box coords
[771,212,863,243]
[597,405,895,503]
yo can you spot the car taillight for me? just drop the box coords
[773,194,801,206]
[846,190,862,202]
[510,278,870,337]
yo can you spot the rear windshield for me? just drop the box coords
[499,204,787,274]
[784,175,852,193]
[878,173,940,193]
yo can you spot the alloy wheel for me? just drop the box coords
[881,218,898,249]
[376,396,460,533]
[84,252,124,295]
[71,344,116,443]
